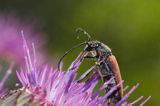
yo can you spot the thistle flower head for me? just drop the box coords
[0,15,46,98]
[16,36,151,106]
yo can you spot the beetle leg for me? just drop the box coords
[84,55,97,59]
[77,65,96,82]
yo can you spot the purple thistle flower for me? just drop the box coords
[0,14,45,65]
[16,36,151,106]
[0,14,46,99]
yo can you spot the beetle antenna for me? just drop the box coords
[58,42,86,70]
[76,28,91,41]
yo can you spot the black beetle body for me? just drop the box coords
[84,40,123,103]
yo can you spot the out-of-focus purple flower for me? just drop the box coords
[0,14,45,65]
[0,14,46,99]
[16,36,151,106]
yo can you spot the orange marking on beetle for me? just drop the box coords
[108,55,123,97]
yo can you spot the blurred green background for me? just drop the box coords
[0,0,159,105]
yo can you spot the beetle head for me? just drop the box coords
[86,40,101,51]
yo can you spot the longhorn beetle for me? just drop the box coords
[58,28,123,104]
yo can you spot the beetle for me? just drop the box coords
[58,28,123,104]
